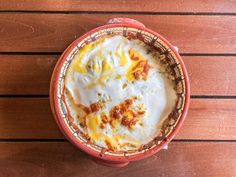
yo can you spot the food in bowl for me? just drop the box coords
[64,35,177,151]
[50,18,190,167]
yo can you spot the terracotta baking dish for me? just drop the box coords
[50,18,190,167]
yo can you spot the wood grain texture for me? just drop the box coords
[1,98,236,140]
[176,99,236,140]
[0,0,236,13]
[1,55,236,96]
[0,98,62,139]
[0,0,235,176]
[0,55,57,95]
[184,56,236,96]
[0,141,235,177]
[0,14,236,53]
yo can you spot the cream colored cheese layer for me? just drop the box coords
[64,36,177,151]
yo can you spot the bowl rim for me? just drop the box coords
[50,21,190,162]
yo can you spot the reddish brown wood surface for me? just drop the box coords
[176,99,236,140]
[0,141,235,177]
[0,55,57,95]
[1,98,236,140]
[0,14,236,53]
[1,55,236,96]
[0,98,62,139]
[184,56,236,96]
[0,0,236,13]
[0,1,235,176]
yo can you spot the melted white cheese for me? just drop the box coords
[65,36,177,151]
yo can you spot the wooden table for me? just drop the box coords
[0,0,236,176]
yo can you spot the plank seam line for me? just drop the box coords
[191,95,236,99]
[173,139,236,143]
[0,95,49,98]
[0,52,61,55]
[181,53,236,56]
[0,139,235,143]
[1,95,236,99]
[1,52,236,57]
[0,10,236,16]
[0,139,66,142]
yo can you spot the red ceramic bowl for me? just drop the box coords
[50,18,190,167]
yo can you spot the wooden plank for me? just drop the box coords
[0,141,235,177]
[0,14,235,53]
[1,55,236,96]
[1,98,236,140]
[184,56,236,96]
[0,55,57,95]
[0,98,62,139]
[0,0,235,13]
[176,99,236,140]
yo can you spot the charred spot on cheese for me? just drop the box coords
[100,114,109,129]
[121,112,138,128]
[110,105,122,119]
[78,104,91,114]
[90,102,102,112]
[109,98,145,129]
[126,48,150,81]
[122,83,128,89]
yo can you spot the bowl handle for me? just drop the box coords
[173,46,179,53]
[92,157,129,168]
[107,18,145,28]
[107,18,179,53]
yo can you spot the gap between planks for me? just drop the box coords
[0,11,236,16]
[0,139,236,143]
[1,52,236,56]
[1,95,236,99]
